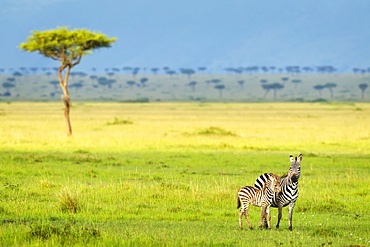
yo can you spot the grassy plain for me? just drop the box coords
[0,102,369,246]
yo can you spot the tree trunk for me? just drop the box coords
[58,65,73,136]
[218,89,223,98]
[329,88,333,98]
[62,95,72,135]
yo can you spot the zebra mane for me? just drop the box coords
[261,182,267,191]
[280,172,288,178]
[261,175,277,191]
[261,177,271,191]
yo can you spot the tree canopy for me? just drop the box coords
[19,27,117,67]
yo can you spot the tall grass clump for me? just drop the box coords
[106,117,133,125]
[57,188,80,213]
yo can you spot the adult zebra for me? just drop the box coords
[254,154,302,231]
[237,174,281,230]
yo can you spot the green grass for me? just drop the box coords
[0,102,369,246]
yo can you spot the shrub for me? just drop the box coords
[106,117,133,125]
[196,126,237,136]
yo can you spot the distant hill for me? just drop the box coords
[1,72,369,103]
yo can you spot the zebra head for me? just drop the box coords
[288,154,302,183]
[268,174,282,193]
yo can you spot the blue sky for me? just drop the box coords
[1,0,370,73]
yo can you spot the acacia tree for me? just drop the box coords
[2,82,15,94]
[214,84,225,98]
[187,81,197,92]
[262,83,284,99]
[19,27,117,135]
[313,85,325,97]
[359,83,368,99]
[180,68,195,79]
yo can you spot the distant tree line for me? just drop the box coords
[1,66,369,100]
[3,65,370,77]
[1,72,368,101]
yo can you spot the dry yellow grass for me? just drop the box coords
[0,102,369,155]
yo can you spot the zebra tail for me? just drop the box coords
[237,197,241,209]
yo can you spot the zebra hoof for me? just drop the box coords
[288,227,293,231]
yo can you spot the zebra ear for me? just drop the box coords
[289,155,294,162]
[268,174,277,182]
[298,154,303,161]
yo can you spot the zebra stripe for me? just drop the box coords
[237,174,281,230]
[254,154,302,231]
[254,172,274,192]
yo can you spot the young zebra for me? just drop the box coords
[254,154,302,231]
[237,174,281,230]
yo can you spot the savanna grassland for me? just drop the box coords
[0,102,369,246]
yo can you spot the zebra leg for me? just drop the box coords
[276,203,283,229]
[238,209,243,229]
[262,208,268,229]
[266,206,271,229]
[288,201,296,231]
[239,204,251,229]
[245,205,253,229]
[259,206,265,230]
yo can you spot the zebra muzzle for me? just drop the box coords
[291,174,299,182]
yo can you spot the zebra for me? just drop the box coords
[237,174,282,230]
[254,154,302,231]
